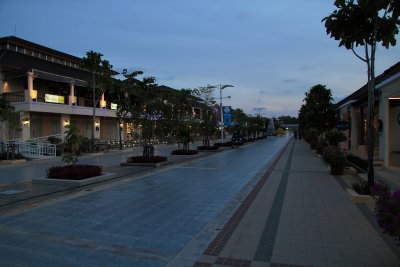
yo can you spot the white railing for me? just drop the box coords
[0,140,56,159]
[27,134,64,144]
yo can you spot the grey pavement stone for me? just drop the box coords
[0,137,290,266]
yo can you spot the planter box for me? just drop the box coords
[0,159,26,165]
[346,188,375,204]
[344,166,358,175]
[32,173,118,186]
[120,161,171,167]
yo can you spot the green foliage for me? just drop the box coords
[323,146,345,175]
[0,95,21,140]
[47,136,62,144]
[323,0,400,186]
[325,129,347,147]
[352,180,372,195]
[61,153,79,165]
[175,126,193,151]
[298,85,336,137]
[303,127,318,148]
[64,125,81,158]
[323,0,399,49]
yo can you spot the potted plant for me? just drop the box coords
[323,146,345,175]
[329,149,345,175]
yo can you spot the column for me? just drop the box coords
[25,71,37,102]
[68,82,77,105]
[100,93,106,108]
[94,117,101,139]
[60,114,70,139]
[20,112,31,141]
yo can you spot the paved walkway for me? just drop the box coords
[0,136,289,266]
[0,137,399,266]
[188,139,400,267]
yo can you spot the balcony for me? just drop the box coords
[3,91,117,118]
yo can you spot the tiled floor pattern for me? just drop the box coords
[194,140,294,266]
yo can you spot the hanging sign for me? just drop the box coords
[223,106,232,127]
[45,94,64,104]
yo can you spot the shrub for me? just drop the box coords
[127,156,167,163]
[372,181,400,244]
[47,136,62,144]
[171,149,199,155]
[352,180,371,195]
[0,152,25,161]
[325,129,347,147]
[316,138,328,155]
[303,128,318,146]
[346,154,368,171]
[214,142,232,147]
[323,146,345,175]
[47,165,102,180]
[197,146,219,151]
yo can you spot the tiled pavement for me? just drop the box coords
[191,139,400,267]
[1,137,399,266]
[0,136,290,266]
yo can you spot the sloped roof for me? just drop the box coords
[336,61,400,108]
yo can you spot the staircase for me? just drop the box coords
[1,139,57,159]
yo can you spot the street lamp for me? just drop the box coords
[218,85,234,144]
[207,84,234,144]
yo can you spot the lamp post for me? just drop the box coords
[218,84,234,144]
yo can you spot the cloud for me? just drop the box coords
[282,78,297,84]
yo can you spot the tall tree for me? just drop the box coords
[0,95,21,159]
[112,69,143,150]
[299,84,336,135]
[192,86,217,147]
[81,51,113,152]
[323,0,399,186]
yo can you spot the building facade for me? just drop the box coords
[0,36,120,142]
[337,62,400,170]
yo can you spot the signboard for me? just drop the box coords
[45,94,64,104]
[110,103,118,110]
[223,106,232,127]
[336,120,349,131]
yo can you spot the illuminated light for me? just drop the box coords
[22,118,30,126]
[64,120,70,127]
[389,97,400,100]
[45,94,64,104]
[30,89,37,100]
[111,103,118,110]
[100,100,107,108]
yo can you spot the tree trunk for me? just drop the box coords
[91,72,96,153]
[366,43,376,187]
[118,119,123,150]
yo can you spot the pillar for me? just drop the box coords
[20,112,31,141]
[25,71,37,102]
[100,93,106,108]
[68,82,77,105]
[60,114,70,140]
[94,117,101,139]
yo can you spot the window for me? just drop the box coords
[17,46,24,53]
[40,53,46,60]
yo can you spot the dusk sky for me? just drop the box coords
[1,0,399,117]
